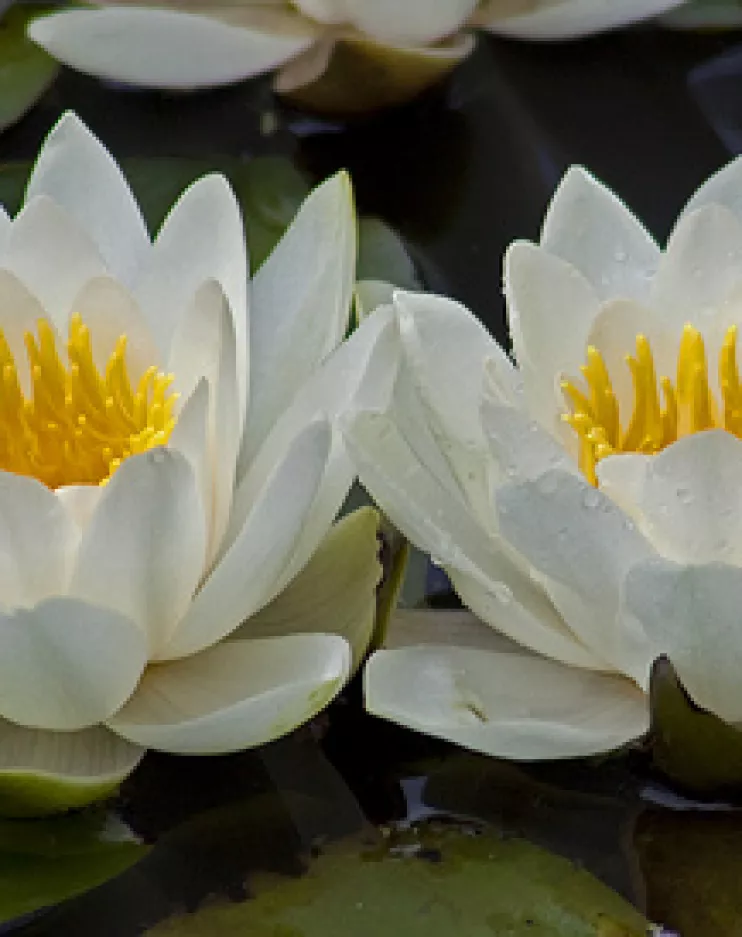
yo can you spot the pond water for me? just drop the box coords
[2,7,742,935]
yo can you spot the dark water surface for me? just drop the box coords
[3,20,742,936]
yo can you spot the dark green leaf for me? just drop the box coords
[0,4,59,133]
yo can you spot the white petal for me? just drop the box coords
[354,280,395,320]
[0,598,147,731]
[239,172,356,468]
[365,644,649,759]
[3,196,106,329]
[0,206,11,257]
[540,166,660,302]
[168,379,210,530]
[504,241,598,430]
[55,485,103,531]
[108,635,350,754]
[137,174,248,418]
[496,469,655,678]
[337,0,478,44]
[159,419,331,661]
[23,112,150,285]
[28,7,317,90]
[0,472,79,608]
[0,270,54,393]
[625,431,742,565]
[680,154,742,226]
[227,306,398,588]
[595,452,651,518]
[70,276,161,379]
[71,449,207,655]
[381,607,523,652]
[651,205,742,326]
[625,559,742,724]
[481,399,575,482]
[169,281,241,563]
[235,507,381,671]
[478,0,685,40]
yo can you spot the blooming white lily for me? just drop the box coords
[346,158,742,760]
[0,112,396,814]
[26,0,684,110]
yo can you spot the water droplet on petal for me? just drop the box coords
[676,486,693,505]
[493,583,513,605]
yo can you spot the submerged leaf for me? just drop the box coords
[147,821,649,936]
[0,4,59,134]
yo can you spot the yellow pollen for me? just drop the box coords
[562,323,741,485]
[0,314,178,489]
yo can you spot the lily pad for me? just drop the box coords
[0,4,60,133]
[146,821,649,937]
[0,807,147,925]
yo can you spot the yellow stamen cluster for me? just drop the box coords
[0,314,178,489]
[563,323,742,485]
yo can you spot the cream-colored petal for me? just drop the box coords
[239,172,356,469]
[138,174,248,418]
[365,643,649,760]
[625,559,742,724]
[0,598,147,732]
[3,196,106,330]
[28,7,316,90]
[0,472,78,608]
[159,419,331,661]
[496,469,655,678]
[167,380,210,526]
[338,0,478,45]
[235,507,381,671]
[0,269,55,393]
[55,485,103,531]
[476,0,685,40]
[0,206,11,258]
[108,635,350,754]
[680,153,742,226]
[481,399,575,482]
[540,166,660,302]
[22,112,150,286]
[71,449,207,655]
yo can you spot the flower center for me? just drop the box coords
[0,314,178,489]
[562,323,742,485]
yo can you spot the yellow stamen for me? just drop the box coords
[562,323,737,485]
[0,314,178,489]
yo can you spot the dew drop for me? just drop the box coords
[676,486,693,505]
[149,448,166,465]
[493,583,513,605]
[614,246,628,263]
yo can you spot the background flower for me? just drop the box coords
[0,112,396,815]
[346,158,742,761]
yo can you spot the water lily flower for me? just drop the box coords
[346,159,742,760]
[0,112,395,815]
[26,0,684,113]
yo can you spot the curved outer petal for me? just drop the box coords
[0,270,58,394]
[475,0,685,40]
[70,449,207,656]
[158,419,332,662]
[0,598,147,732]
[238,172,356,474]
[235,507,382,672]
[539,166,660,303]
[137,174,248,420]
[0,472,79,609]
[23,112,150,286]
[108,634,350,754]
[679,153,742,225]
[625,559,742,725]
[313,0,479,45]
[496,469,656,682]
[3,196,107,330]
[365,629,649,760]
[27,7,317,91]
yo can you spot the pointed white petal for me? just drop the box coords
[28,7,316,91]
[0,270,54,393]
[540,166,660,302]
[239,172,356,466]
[109,635,350,754]
[337,0,478,44]
[365,644,649,759]
[496,469,655,678]
[71,450,206,655]
[23,112,150,285]
[236,507,381,671]
[3,196,106,329]
[55,485,103,531]
[0,598,147,731]
[625,559,742,724]
[138,174,248,417]
[478,0,685,40]
[159,419,331,661]
[680,154,742,226]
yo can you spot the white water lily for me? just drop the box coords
[26,0,684,112]
[346,158,742,760]
[0,111,396,815]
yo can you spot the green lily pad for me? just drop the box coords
[0,4,60,133]
[146,821,649,937]
[0,807,147,925]
[650,656,742,795]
